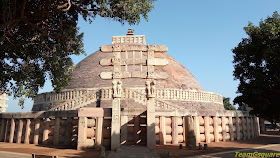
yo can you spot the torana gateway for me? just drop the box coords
[0,30,260,150]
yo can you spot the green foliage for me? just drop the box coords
[0,0,155,106]
[232,11,280,123]
[237,104,247,111]
[223,97,236,110]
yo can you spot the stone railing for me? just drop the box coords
[112,35,146,44]
[34,88,112,105]
[154,89,223,104]
[0,108,260,150]
[155,110,260,145]
[49,89,98,111]
[33,88,223,110]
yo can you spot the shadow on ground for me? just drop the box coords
[156,131,280,158]
[0,131,278,158]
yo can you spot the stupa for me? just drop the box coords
[0,30,260,151]
[32,29,223,112]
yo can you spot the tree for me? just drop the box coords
[0,0,155,106]
[223,97,236,110]
[237,103,247,111]
[232,11,280,124]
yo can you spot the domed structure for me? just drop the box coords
[32,30,223,111]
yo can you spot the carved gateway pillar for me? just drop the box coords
[146,46,156,148]
[111,44,122,151]
[99,30,169,150]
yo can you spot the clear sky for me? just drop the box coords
[5,0,280,112]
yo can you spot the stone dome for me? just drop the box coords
[66,47,203,91]
[32,31,223,111]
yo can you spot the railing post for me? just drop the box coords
[229,117,234,141]
[159,116,166,145]
[185,116,196,147]
[0,119,5,142]
[221,117,226,141]
[236,117,241,140]
[204,116,210,143]
[95,117,104,150]
[24,119,31,144]
[77,117,87,150]
[43,118,50,145]
[9,118,15,143]
[33,119,40,144]
[16,119,23,143]
[171,116,178,144]
[53,117,60,145]
[213,116,219,142]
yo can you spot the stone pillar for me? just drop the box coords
[33,119,40,145]
[111,43,122,150]
[246,117,250,139]
[255,117,260,137]
[204,116,210,143]
[213,116,219,142]
[241,117,246,140]
[24,119,31,144]
[147,97,156,148]
[95,117,103,150]
[4,119,9,142]
[193,116,200,144]
[64,117,72,145]
[16,119,23,143]
[260,118,265,134]
[250,117,255,138]
[171,116,178,144]
[53,117,60,145]
[236,117,241,140]
[221,117,226,141]
[77,117,87,150]
[0,119,6,141]
[9,118,15,143]
[159,116,166,145]
[185,116,196,147]
[134,115,140,145]
[111,97,121,150]
[228,117,234,141]
[120,116,128,145]
[43,118,50,145]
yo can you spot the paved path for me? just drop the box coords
[0,151,31,158]
[108,146,160,158]
[186,144,280,158]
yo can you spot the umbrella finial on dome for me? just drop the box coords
[126,28,134,35]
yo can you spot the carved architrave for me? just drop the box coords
[112,72,122,79]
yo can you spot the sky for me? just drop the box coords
[5,0,280,112]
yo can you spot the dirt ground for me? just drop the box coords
[0,131,278,158]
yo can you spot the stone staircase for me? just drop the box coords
[131,90,178,109]
[49,88,179,111]
[49,90,98,111]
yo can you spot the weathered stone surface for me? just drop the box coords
[101,44,168,52]
[32,31,226,113]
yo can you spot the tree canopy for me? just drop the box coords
[223,97,236,110]
[0,0,155,106]
[232,11,280,123]
[237,103,247,111]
